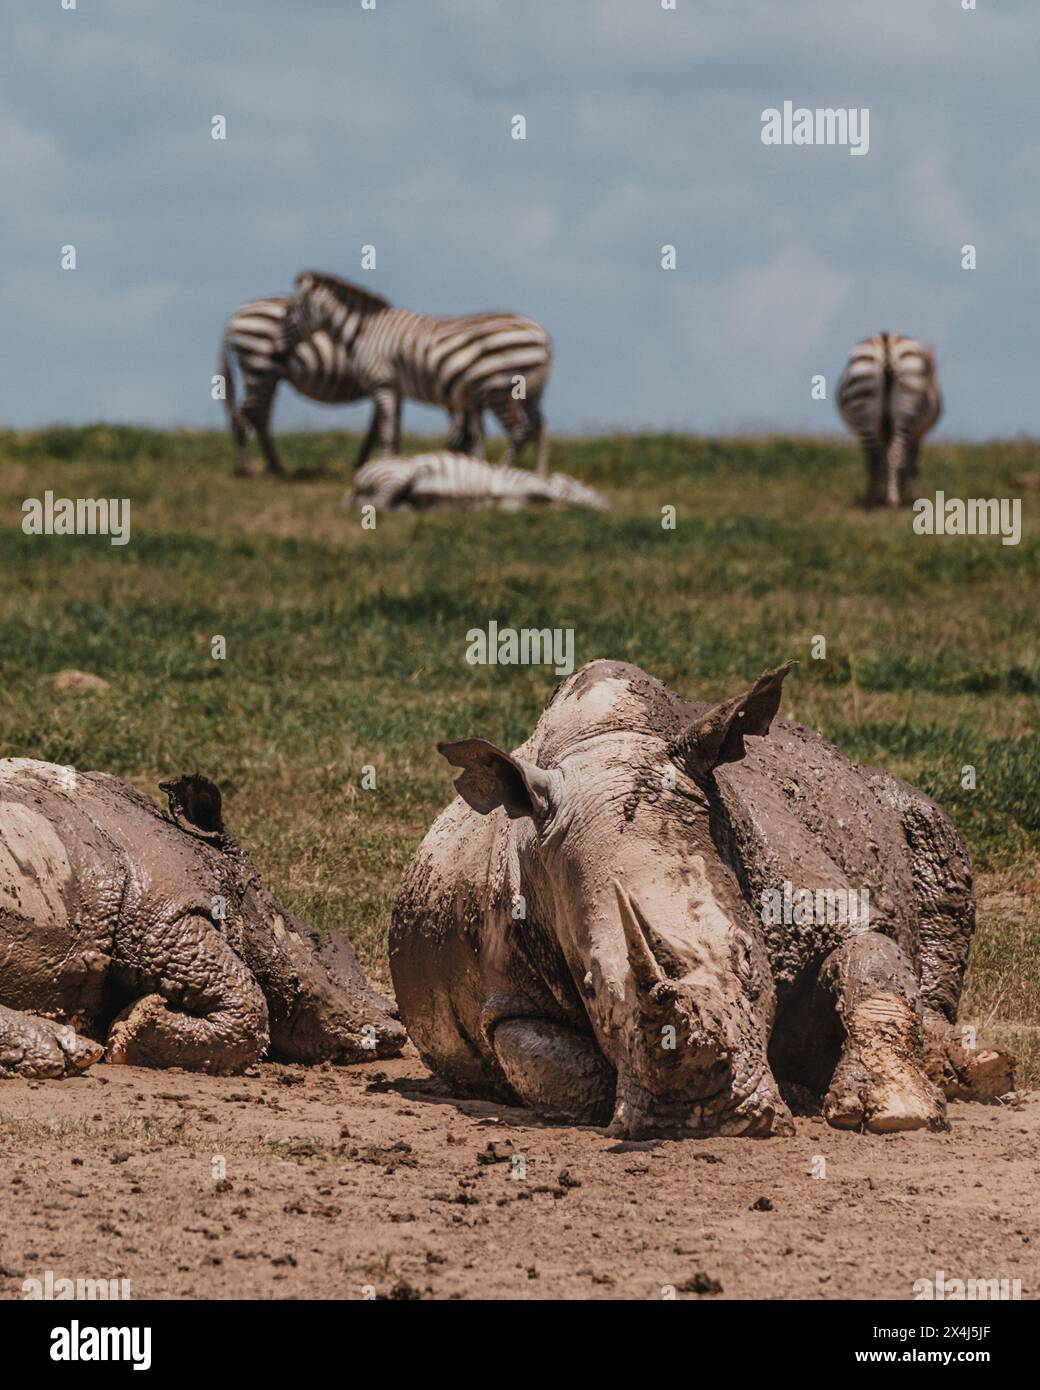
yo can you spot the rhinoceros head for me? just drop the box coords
[160,774,406,1064]
[438,661,794,1137]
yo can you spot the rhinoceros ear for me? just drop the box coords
[670,663,794,777]
[159,773,225,838]
[437,739,555,821]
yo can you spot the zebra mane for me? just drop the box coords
[293,271,391,315]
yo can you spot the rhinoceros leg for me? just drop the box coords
[817,932,946,1134]
[867,770,1014,1101]
[0,1004,104,1079]
[106,917,269,1074]
[492,1018,615,1125]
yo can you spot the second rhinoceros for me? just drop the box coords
[0,759,405,1078]
[390,661,1010,1138]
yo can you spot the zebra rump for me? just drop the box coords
[344,453,610,513]
[837,332,942,507]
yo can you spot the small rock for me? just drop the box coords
[750,1196,774,1211]
[477,1141,514,1166]
[53,669,111,693]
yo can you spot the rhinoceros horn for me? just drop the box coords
[670,663,795,776]
[613,880,665,991]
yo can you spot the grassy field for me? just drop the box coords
[1,424,1037,1080]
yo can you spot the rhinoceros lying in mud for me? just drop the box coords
[0,759,405,1078]
[390,661,1011,1138]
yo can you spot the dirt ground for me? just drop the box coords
[0,1050,1036,1302]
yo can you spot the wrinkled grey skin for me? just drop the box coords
[0,759,404,1078]
[390,661,1011,1139]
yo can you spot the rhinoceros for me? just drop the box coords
[389,661,1011,1138]
[0,759,405,1078]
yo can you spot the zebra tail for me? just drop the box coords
[220,342,237,427]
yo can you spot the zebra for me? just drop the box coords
[289,271,554,475]
[221,293,371,477]
[219,291,474,477]
[837,332,943,507]
[344,452,608,513]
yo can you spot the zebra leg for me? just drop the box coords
[488,394,530,469]
[240,379,284,477]
[885,437,908,507]
[222,352,253,477]
[391,395,403,454]
[445,409,482,458]
[902,437,922,502]
[254,419,286,477]
[509,398,543,471]
[444,411,467,453]
[371,387,399,459]
[529,401,549,477]
[355,403,380,469]
[469,411,487,460]
[863,442,886,508]
[230,408,254,478]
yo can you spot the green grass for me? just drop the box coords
[1,424,1037,1078]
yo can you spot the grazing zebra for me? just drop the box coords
[345,453,608,513]
[219,292,473,477]
[837,332,943,507]
[289,271,554,475]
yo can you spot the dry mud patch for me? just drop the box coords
[0,1053,1036,1301]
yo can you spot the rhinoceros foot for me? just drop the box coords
[106,992,267,1074]
[921,1009,1015,1102]
[716,1076,795,1138]
[608,1067,794,1139]
[824,992,947,1134]
[0,1004,104,1079]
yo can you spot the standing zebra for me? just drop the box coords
[837,332,942,507]
[288,271,554,474]
[221,292,391,477]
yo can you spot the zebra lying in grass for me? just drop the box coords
[344,453,610,513]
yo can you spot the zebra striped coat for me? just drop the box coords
[290,272,554,475]
[837,333,943,507]
[220,292,468,477]
[345,453,608,513]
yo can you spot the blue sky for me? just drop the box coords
[4,0,1037,438]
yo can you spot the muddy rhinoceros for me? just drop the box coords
[389,660,1011,1138]
[0,759,405,1078]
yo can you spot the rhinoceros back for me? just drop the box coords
[0,760,133,1021]
[712,721,923,990]
[0,759,226,1027]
